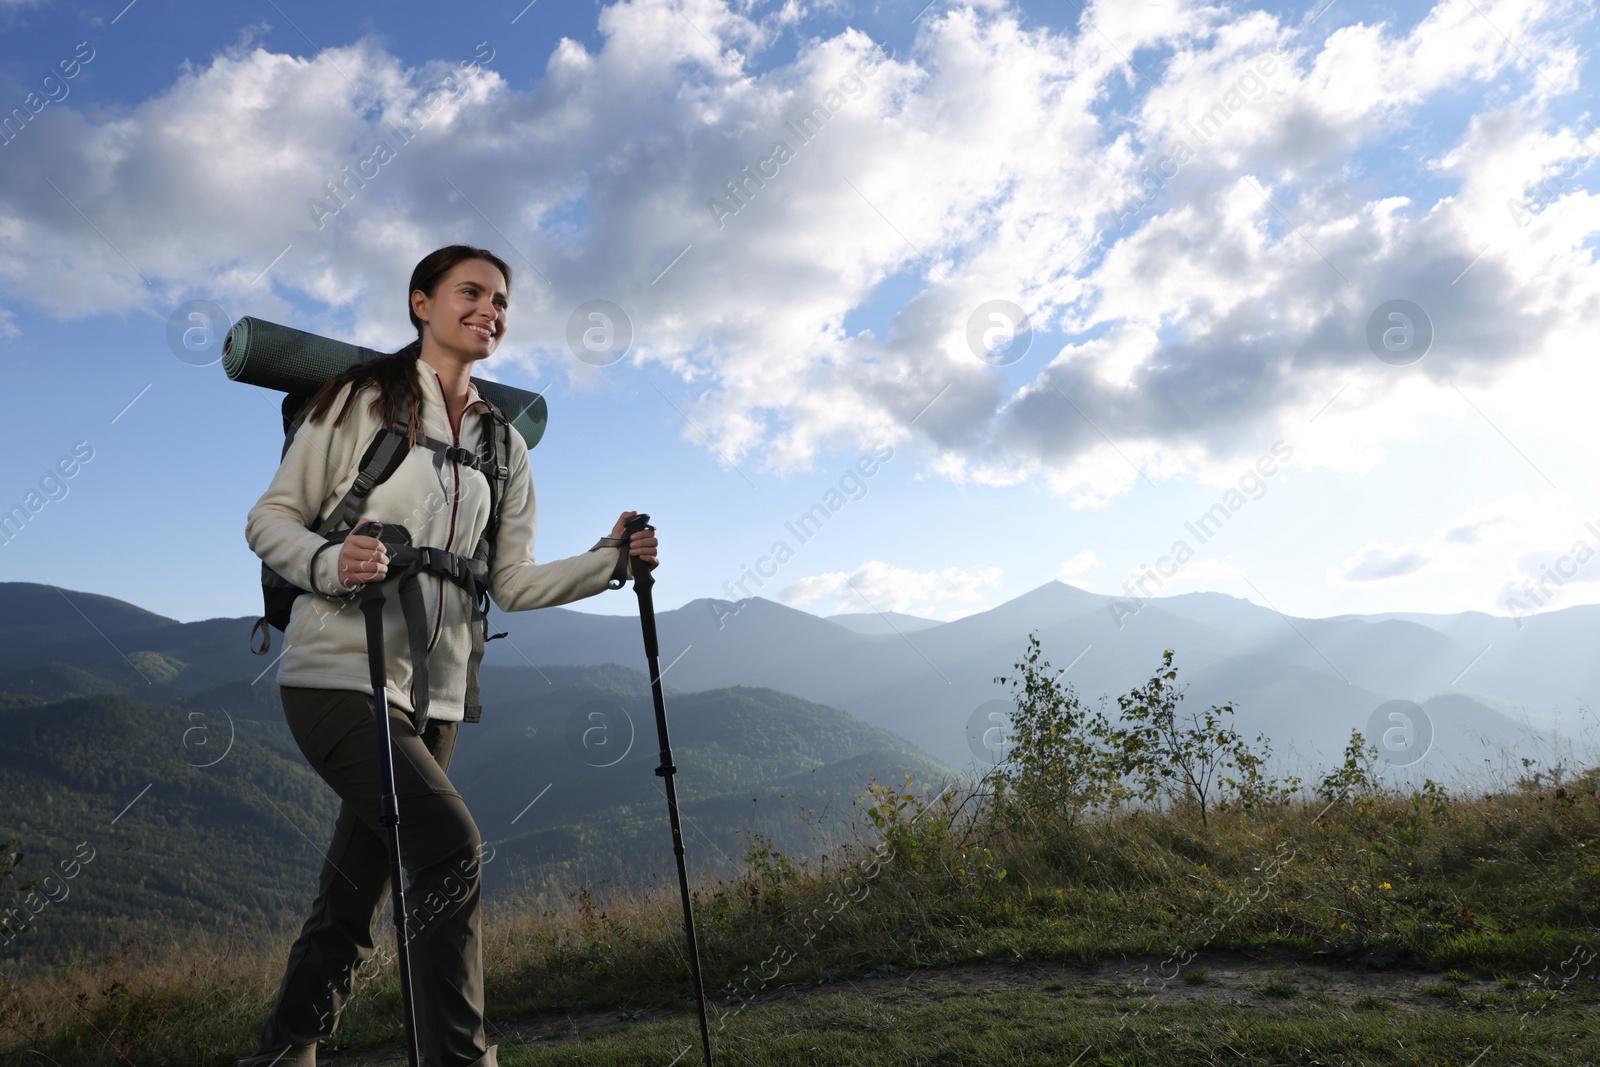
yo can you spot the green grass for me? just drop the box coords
[484,981,1597,1067]
[1250,978,1298,998]
[3,765,1599,1066]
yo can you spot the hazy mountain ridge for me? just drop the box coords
[826,610,943,634]
[474,581,1583,775]
[454,668,951,898]
[0,631,950,958]
[1,691,948,959]
[2,580,1586,780]
[0,578,1590,960]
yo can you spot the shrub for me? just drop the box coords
[1316,730,1387,804]
[1107,649,1293,827]
[991,635,1123,827]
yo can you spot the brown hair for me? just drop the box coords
[296,244,513,444]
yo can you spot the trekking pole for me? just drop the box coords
[353,521,421,1067]
[618,514,714,1067]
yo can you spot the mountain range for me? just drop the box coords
[3,577,1593,959]
[478,582,1595,784]
[4,579,1592,788]
[0,584,948,961]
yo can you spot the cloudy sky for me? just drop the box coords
[1,0,1597,627]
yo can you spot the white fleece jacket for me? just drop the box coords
[245,359,619,724]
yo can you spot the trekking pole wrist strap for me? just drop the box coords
[309,538,351,596]
[591,535,631,589]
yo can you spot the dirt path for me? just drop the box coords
[325,949,1584,1065]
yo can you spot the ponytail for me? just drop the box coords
[296,339,427,445]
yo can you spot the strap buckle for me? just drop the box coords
[471,445,507,481]
[419,547,462,581]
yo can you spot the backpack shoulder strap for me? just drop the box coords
[280,394,310,455]
[312,401,415,536]
[460,402,512,725]
[252,398,413,655]
[478,404,512,551]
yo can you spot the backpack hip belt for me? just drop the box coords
[358,526,498,735]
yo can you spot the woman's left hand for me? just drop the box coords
[610,511,660,569]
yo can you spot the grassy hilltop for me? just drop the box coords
[2,644,1597,1066]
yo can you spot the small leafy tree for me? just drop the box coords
[741,833,798,914]
[1220,731,1301,813]
[863,774,958,864]
[992,633,1123,825]
[1316,729,1387,804]
[1108,650,1285,827]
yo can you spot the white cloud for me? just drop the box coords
[1181,558,1247,585]
[778,559,1003,618]
[1,0,1596,501]
[1055,548,1100,581]
[1331,504,1509,587]
[1324,495,1600,620]
[1492,507,1600,619]
[1339,543,1431,581]
[1119,555,1245,597]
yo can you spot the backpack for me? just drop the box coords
[250,391,513,725]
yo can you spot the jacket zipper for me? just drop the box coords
[428,370,464,654]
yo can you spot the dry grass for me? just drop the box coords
[2,761,1598,1065]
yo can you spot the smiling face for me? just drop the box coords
[411,258,509,363]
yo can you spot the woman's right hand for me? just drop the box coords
[338,518,389,586]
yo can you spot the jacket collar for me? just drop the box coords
[412,356,492,430]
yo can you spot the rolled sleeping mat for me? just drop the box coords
[222,315,548,450]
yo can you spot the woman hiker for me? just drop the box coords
[238,244,657,1067]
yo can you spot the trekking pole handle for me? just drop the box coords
[620,513,655,591]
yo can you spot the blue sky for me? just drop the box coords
[1,0,1598,627]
